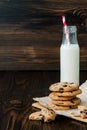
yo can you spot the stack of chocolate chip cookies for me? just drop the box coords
[48,82,82,110]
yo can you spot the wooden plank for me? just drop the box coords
[0,45,86,70]
[0,46,59,70]
[0,71,87,130]
[0,0,86,70]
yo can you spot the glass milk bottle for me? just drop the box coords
[60,26,80,85]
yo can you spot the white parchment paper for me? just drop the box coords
[33,81,87,118]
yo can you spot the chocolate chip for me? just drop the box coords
[80,110,87,114]
[50,111,54,114]
[70,105,76,109]
[84,110,87,114]
[63,85,67,87]
[69,106,72,108]
[80,111,83,113]
[59,88,64,93]
[71,99,75,103]
[85,111,87,114]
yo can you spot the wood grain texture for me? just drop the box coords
[0,45,87,70]
[0,0,86,70]
[0,71,87,130]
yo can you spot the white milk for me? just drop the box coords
[60,44,80,84]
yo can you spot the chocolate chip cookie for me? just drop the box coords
[51,97,81,106]
[51,89,82,97]
[49,93,76,101]
[78,105,87,119]
[49,82,79,92]
[29,108,56,122]
[48,103,78,110]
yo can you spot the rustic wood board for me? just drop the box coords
[0,0,86,70]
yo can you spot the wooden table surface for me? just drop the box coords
[0,71,87,130]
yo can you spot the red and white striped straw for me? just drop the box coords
[62,16,70,44]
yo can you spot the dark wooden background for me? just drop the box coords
[0,0,86,70]
[0,1,87,129]
[0,71,87,130]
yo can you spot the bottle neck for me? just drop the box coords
[62,26,78,45]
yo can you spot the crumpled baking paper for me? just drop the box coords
[33,81,87,118]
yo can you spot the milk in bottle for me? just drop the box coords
[60,26,80,84]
